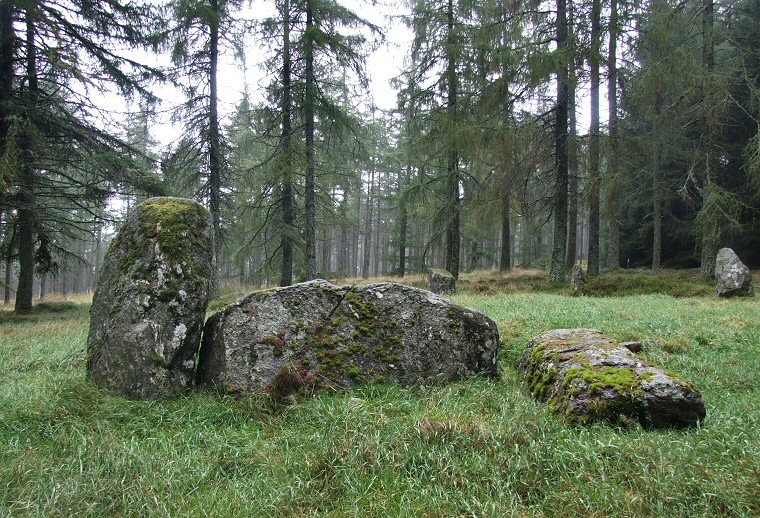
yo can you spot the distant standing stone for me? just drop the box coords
[715,248,754,298]
[87,197,215,399]
[519,329,706,428]
[570,265,586,291]
[197,280,499,395]
[428,268,455,294]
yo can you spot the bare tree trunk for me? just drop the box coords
[565,0,577,274]
[15,8,38,312]
[351,189,361,277]
[362,168,374,279]
[398,172,408,277]
[700,0,719,280]
[304,0,317,280]
[321,225,331,278]
[444,0,460,279]
[549,0,569,282]
[565,75,578,273]
[209,0,222,291]
[280,0,294,286]
[499,188,511,271]
[4,249,11,304]
[652,141,662,274]
[607,0,623,268]
[372,184,381,276]
[587,0,601,276]
[606,0,620,269]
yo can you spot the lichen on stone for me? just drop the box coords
[519,329,706,428]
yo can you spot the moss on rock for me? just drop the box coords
[519,329,706,429]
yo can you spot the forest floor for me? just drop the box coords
[1,269,759,516]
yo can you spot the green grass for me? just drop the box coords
[1,272,759,516]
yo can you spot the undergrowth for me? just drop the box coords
[1,270,758,516]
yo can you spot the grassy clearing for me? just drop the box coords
[1,271,759,516]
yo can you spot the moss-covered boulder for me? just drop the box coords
[197,280,498,396]
[519,329,706,428]
[87,197,215,399]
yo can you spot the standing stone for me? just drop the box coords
[197,280,499,395]
[428,268,455,294]
[87,197,215,399]
[519,329,706,428]
[570,265,586,291]
[715,248,754,298]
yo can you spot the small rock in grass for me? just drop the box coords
[519,329,706,429]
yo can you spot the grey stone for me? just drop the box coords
[570,265,586,291]
[519,329,706,428]
[428,268,455,294]
[196,280,499,395]
[87,197,215,399]
[715,248,754,298]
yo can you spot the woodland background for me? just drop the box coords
[1,0,760,312]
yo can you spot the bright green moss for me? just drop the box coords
[137,198,211,260]
[562,366,641,396]
[118,198,212,296]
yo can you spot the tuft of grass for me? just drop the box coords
[2,274,758,516]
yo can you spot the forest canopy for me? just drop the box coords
[1,0,759,312]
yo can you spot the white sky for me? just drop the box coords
[114,0,414,148]
[108,0,602,149]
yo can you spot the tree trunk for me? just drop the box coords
[398,172,408,277]
[587,0,601,277]
[15,9,38,312]
[4,246,11,304]
[565,0,577,274]
[321,225,331,278]
[338,196,349,279]
[549,0,569,282]
[606,0,620,269]
[520,199,532,268]
[565,72,578,272]
[280,0,294,286]
[499,188,511,271]
[700,0,718,280]
[444,0,460,279]
[351,188,361,277]
[652,138,662,274]
[304,0,317,280]
[207,0,222,296]
[362,167,374,279]
[0,0,13,159]
[372,175,381,276]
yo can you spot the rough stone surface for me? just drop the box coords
[519,329,706,428]
[570,265,586,291]
[197,280,499,395]
[428,268,455,294]
[715,248,754,298]
[87,197,215,399]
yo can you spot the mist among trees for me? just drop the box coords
[2,0,760,312]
